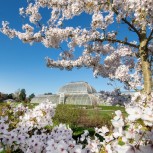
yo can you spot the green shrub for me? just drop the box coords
[53,104,114,128]
[53,104,86,127]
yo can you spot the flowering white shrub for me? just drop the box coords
[0,102,56,153]
[96,93,153,153]
[0,93,153,153]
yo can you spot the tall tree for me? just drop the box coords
[1,0,153,96]
[19,89,26,102]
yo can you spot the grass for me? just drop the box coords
[98,105,125,111]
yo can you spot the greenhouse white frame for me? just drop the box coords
[31,81,100,105]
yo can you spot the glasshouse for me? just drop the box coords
[31,81,101,105]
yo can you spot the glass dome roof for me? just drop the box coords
[31,82,99,105]
[58,81,97,94]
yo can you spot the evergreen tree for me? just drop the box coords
[19,89,26,102]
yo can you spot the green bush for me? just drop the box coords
[53,104,114,128]
[53,104,85,127]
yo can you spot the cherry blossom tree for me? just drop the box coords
[1,0,153,96]
[1,1,153,152]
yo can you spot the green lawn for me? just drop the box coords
[98,105,125,111]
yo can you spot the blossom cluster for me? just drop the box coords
[96,93,153,153]
[1,93,153,153]
[0,102,57,153]
[0,101,99,153]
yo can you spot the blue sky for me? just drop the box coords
[0,0,137,96]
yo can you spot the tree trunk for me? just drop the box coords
[139,27,152,98]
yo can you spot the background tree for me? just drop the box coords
[0,92,2,101]
[0,92,8,102]
[44,92,52,95]
[0,92,16,102]
[19,89,26,102]
[28,93,35,102]
[7,93,13,99]
[1,0,153,97]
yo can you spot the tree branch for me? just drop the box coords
[95,38,139,48]
[112,8,140,38]
[121,18,140,38]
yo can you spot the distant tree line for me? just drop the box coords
[0,89,35,102]
[44,92,52,95]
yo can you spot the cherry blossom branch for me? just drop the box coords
[112,8,140,38]
[95,38,139,48]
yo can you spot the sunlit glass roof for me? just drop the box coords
[58,81,97,94]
